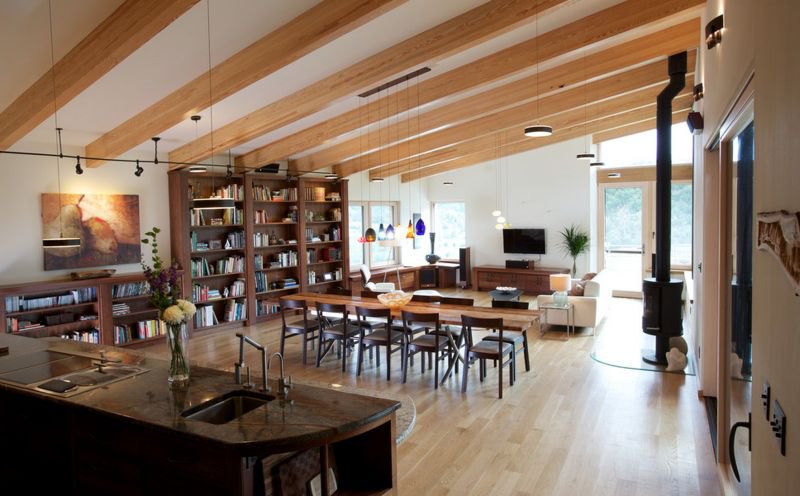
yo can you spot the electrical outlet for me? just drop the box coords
[770,399,786,456]
[762,382,771,420]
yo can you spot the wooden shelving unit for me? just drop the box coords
[0,271,182,347]
[169,171,350,330]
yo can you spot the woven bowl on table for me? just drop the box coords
[377,291,413,310]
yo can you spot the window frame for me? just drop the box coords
[348,200,400,270]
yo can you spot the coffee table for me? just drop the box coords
[489,289,523,301]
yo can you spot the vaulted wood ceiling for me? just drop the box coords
[1,0,703,181]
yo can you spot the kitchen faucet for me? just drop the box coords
[234,333,268,392]
[267,352,292,401]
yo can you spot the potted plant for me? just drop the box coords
[559,224,590,277]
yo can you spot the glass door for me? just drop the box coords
[727,121,754,494]
[599,183,650,297]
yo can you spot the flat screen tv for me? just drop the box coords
[503,228,546,254]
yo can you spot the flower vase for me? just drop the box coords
[425,232,441,264]
[165,321,190,386]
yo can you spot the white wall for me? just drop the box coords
[424,136,593,273]
[0,143,170,284]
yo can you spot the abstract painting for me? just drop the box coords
[757,210,800,293]
[41,193,141,270]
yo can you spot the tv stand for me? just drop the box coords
[473,265,569,295]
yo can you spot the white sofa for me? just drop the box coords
[536,269,612,330]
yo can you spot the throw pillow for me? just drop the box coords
[569,280,586,296]
[581,272,597,281]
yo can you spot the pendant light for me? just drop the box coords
[413,79,425,236]
[577,47,595,160]
[191,5,234,211]
[361,92,376,242]
[524,8,552,138]
[42,2,80,249]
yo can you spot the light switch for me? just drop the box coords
[761,382,771,420]
[770,399,786,456]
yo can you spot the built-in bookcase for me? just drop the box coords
[0,272,182,347]
[169,170,349,332]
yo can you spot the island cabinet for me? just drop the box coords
[472,265,570,294]
[0,334,398,496]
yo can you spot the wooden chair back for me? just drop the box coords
[325,287,352,296]
[491,300,529,309]
[461,315,504,349]
[316,302,349,328]
[440,296,474,306]
[401,310,442,346]
[360,290,379,298]
[279,298,310,329]
[411,294,440,303]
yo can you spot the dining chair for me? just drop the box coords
[435,296,474,373]
[279,298,320,365]
[401,310,451,389]
[315,302,359,372]
[360,290,379,298]
[411,294,441,303]
[486,299,531,376]
[460,315,515,399]
[355,306,403,381]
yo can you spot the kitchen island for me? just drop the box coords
[0,333,399,495]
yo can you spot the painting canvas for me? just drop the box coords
[41,193,141,270]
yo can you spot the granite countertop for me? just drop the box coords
[0,334,400,456]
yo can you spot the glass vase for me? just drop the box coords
[165,321,190,386]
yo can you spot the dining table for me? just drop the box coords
[282,292,541,384]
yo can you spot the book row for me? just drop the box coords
[5,287,97,312]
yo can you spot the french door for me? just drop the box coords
[598,182,652,297]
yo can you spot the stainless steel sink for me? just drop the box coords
[181,389,275,424]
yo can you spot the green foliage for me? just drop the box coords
[559,224,590,259]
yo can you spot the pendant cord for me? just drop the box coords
[48,0,65,238]
[206,0,216,193]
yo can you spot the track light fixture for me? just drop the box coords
[74,155,83,175]
[188,165,206,173]
[151,137,160,164]
[134,159,143,177]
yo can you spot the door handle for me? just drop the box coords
[728,412,751,482]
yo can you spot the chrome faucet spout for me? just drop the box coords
[268,352,292,400]
[235,333,268,392]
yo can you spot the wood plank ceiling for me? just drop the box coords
[1,0,704,181]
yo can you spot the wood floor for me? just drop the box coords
[143,290,722,495]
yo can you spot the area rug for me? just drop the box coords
[590,298,696,375]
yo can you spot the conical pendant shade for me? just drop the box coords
[377,223,386,241]
[385,224,395,240]
[415,217,426,236]
[406,220,414,239]
[364,227,377,242]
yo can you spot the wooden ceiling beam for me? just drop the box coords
[294,21,699,174]
[84,0,404,167]
[334,57,695,178]
[0,0,198,151]
[239,0,703,171]
[169,0,567,166]
[399,99,692,182]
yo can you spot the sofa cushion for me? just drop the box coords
[581,272,597,281]
[569,280,586,296]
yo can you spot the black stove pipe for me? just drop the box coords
[655,52,687,281]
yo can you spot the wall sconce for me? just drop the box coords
[693,83,704,101]
[705,14,723,49]
[686,111,704,135]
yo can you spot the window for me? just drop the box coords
[432,202,466,260]
[599,123,693,167]
[671,182,692,267]
[348,201,399,269]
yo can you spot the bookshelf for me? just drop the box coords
[246,175,301,322]
[0,272,182,346]
[169,171,249,333]
[170,171,350,331]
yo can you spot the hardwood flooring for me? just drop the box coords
[143,290,721,495]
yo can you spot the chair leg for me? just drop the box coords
[498,354,503,399]
[433,347,439,390]
[301,332,307,366]
[376,345,381,367]
[385,343,391,381]
[279,329,286,360]
[522,332,530,372]
[341,338,347,373]
[315,335,325,367]
[357,338,364,376]
[402,344,410,384]
[461,351,469,393]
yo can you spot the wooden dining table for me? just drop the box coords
[282,293,541,384]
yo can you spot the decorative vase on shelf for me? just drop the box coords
[165,321,190,386]
[425,231,441,264]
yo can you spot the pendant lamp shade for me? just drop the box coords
[491,210,502,217]
[43,237,81,248]
[192,197,235,210]
[406,220,414,239]
[364,227,377,242]
[377,223,386,241]
[415,217,426,236]
[524,125,553,137]
[385,224,395,240]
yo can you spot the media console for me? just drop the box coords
[472,265,570,295]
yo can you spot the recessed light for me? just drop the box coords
[188,165,207,173]
[524,125,553,137]
[608,172,621,178]
[589,161,604,167]
[576,153,595,160]
[443,181,453,185]
[324,174,338,180]
[371,177,385,183]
